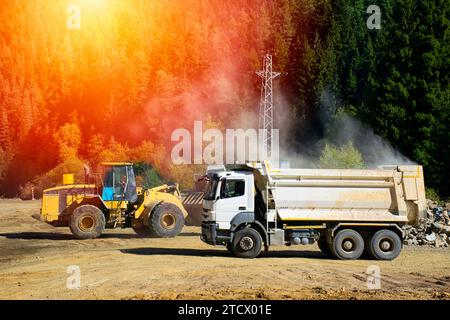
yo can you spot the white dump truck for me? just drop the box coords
[200,161,427,260]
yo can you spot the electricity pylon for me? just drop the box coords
[257,53,280,158]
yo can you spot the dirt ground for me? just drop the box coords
[0,199,448,300]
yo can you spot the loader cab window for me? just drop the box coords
[101,165,137,203]
[220,179,245,198]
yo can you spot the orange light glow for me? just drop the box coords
[0,0,290,194]
[79,0,109,9]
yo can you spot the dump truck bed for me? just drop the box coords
[251,162,427,226]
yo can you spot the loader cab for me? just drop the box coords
[100,163,138,203]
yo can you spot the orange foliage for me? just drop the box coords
[54,123,82,162]
[0,0,300,195]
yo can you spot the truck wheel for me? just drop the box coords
[318,238,332,256]
[368,229,402,261]
[150,203,185,237]
[69,205,105,239]
[230,227,263,259]
[331,229,364,260]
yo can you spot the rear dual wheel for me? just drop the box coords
[317,237,332,256]
[367,229,402,261]
[330,228,402,260]
[331,229,365,260]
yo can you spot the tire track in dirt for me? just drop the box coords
[0,199,449,300]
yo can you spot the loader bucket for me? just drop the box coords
[181,192,204,226]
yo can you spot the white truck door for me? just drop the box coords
[215,178,248,229]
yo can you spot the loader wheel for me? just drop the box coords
[149,203,184,238]
[367,229,402,261]
[317,237,332,256]
[69,205,105,239]
[132,220,153,237]
[331,229,364,260]
[230,227,263,259]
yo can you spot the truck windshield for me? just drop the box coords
[203,177,219,200]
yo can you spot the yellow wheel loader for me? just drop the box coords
[40,162,188,239]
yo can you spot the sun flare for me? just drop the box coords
[80,0,109,8]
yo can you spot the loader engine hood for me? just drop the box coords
[43,184,96,195]
[41,184,98,224]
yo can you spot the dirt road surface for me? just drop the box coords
[0,199,449,300]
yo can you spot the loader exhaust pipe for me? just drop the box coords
[83,164,91,184]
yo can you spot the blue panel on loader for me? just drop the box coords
[102,187,114,201]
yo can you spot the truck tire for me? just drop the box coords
[69,205,105,239]
[230,227,263,259]
[317,238,332,256]
[149,203,185,238]
[331,229,364,260]
[367,229,402,261]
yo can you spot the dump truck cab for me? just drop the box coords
[203,171,254,230]
[202,170,258,249]
[40,162,188,239]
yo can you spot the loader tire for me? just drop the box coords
[149,203,185,238]
[317,237,332,256]
[132,220,153,237]
[367,229,402,261]
[331,229,364,260]
[230,227,263,259]
[69,205,105,239]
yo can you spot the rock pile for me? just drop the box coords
[403,200,450,248]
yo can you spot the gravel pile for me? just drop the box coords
[403,200,450,248]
